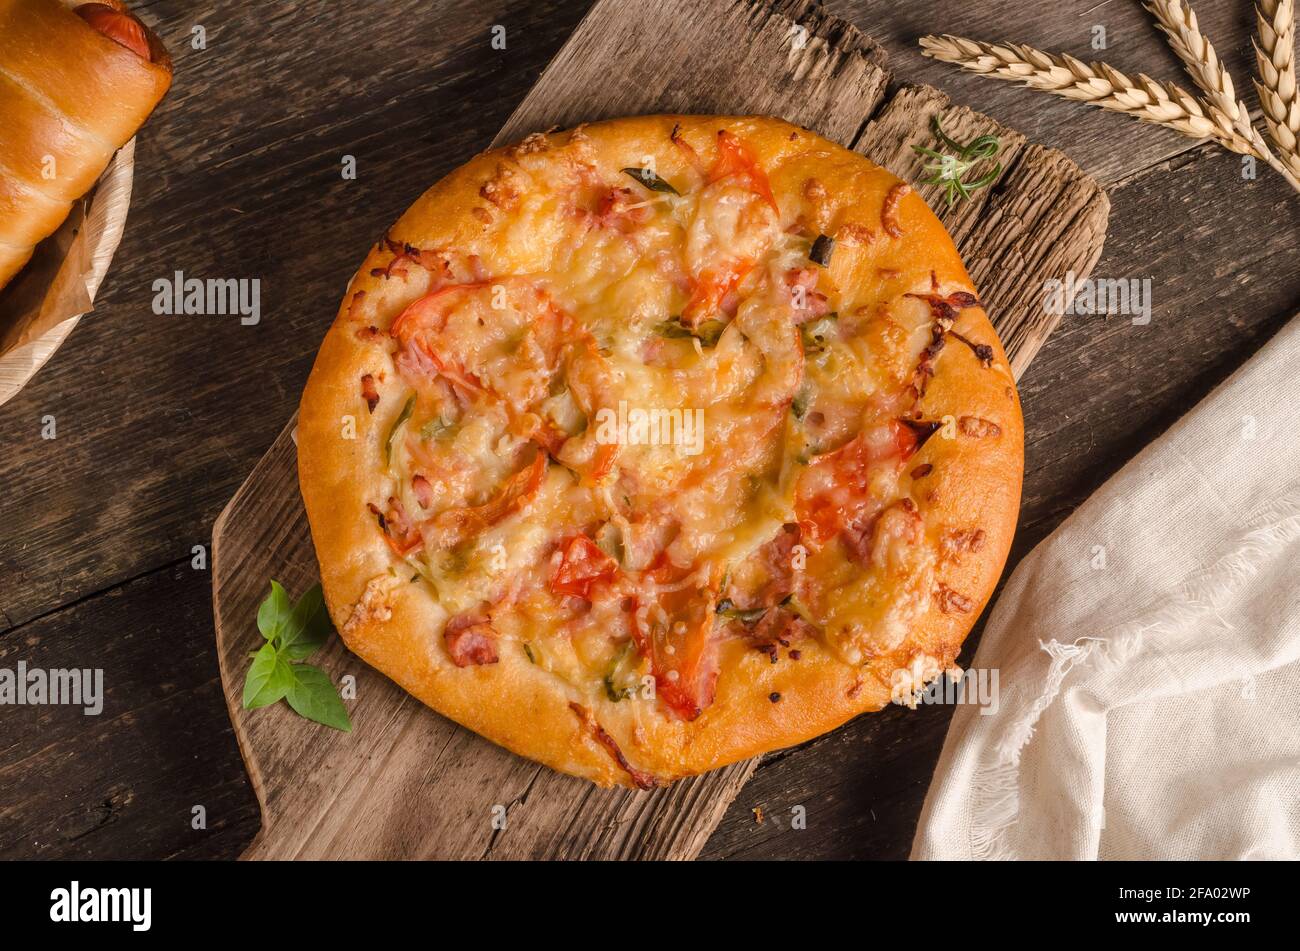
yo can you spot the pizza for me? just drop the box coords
[297,115,1023,788]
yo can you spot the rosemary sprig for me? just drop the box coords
[912,113,1003,208]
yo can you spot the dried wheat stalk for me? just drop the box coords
[1142,1,1272,156]
[1253,0,1300,179]
[920,33,1300,194]
[920,35,1253,152]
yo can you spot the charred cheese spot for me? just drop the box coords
[837,222,877,246]
[881,182,911,238]
[940,527,987,564]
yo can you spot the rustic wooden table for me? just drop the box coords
[1,0,1296,860]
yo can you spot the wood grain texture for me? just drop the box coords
[215,0,898,861]
[4,0,1294,862]
[0,562,258,859]
[494,0,888,145]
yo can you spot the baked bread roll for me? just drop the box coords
[0,0,171,291]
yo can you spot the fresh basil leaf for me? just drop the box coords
[280,583,332,659]
[243,642,294,709]
[285,664,352,732]
[283,642,323,662]
[256,580,292,642]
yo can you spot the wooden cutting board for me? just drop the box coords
[211,0,1109,860]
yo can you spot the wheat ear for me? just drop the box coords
[919,34,1300,194]
[921,35,1253,151]
[1253,0,1300,180]
[1142,2,1270,148]
[1144,0,1300,190]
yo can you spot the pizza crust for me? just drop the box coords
[298,115,1023,787]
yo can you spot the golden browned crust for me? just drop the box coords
[298,115,1023,787]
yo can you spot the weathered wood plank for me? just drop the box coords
[960,146,1111,377]
[216,0,896,861]
[0,564,260,860]
[494,0,888,145]
[854,84,1030,246]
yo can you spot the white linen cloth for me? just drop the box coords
[912,315,1300,860]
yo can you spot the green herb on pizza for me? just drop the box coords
[243,581,352,732]
[621,166,680,195]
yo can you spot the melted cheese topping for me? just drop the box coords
[356,126,966,720]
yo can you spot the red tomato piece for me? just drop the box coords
[709,130,779,213]
[630,583,720,721]
[388,282,488,343]
[421,452,548,552]
[794,420,920,545]
[550,534,619,600]
[682,262,753,326]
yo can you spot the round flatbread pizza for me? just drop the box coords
[297,115,1023,788]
